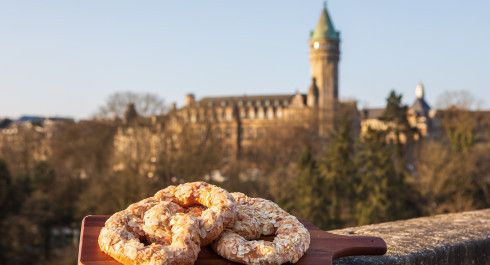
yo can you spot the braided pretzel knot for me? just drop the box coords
[98,198,201,265]
[98,182,236,264]
[154,182,236,246]
[212,192,310,265]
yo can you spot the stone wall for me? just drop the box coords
[331,209,490,265]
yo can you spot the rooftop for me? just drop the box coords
[311,3,340,41]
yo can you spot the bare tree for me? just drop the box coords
[436,90,484,110]
[412,141,483,215]
[435,91,487,153]
[94,91,168,119]
[240,124,314,206]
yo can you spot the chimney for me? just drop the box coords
[123,103,138,123]
[185,94,195,107]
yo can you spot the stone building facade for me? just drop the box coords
[162,4,348,156]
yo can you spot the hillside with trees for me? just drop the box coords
[0,91,489,265]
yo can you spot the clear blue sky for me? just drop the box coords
[1,0,489,120]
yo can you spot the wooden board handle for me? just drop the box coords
[331,235,387,259]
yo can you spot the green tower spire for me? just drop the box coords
[311,2,340,40]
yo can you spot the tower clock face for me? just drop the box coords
[314,42,320,49]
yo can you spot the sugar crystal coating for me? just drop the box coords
[212,192,310,265]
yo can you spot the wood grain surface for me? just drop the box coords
[78,215,386,265]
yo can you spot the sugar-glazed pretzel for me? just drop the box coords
[212,192,310,265]
[154,181,236,246]
[98,198,201,265]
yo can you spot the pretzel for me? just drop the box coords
[98,198,201,265]
[154,181,236,246]
[212,192,310,265]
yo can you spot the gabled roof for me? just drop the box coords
[311,3,340,40]
[361,108,385,120]
[411,98,431,117]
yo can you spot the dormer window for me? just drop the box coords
[277,109,283,118]
[267,108,274,119]
[249,109,255,119]
[258,108,264,119]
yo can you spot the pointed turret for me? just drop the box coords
[309,2,341,136]
[409,83,433,137]
[307,77,319,107]
[311,2,340,41]
[411,83,431,117]
[415,83,425,99]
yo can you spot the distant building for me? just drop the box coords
[162,4,354,156]
[360,83,490,144]
[407,83,435,138]
[15,115,73,123]
[4,4,488,180]
[361,83,436,142]
[0,116,74,173]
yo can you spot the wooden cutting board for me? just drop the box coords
[78,215,386,265]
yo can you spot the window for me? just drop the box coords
[226,111,233,121]
[256,128,265,139]
[197,127,206,140]
[214,127,222,138]
[224,145,234,158]
[246,127,255,139]
[225,127,232,138]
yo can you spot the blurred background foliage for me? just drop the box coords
[0,91,489,265]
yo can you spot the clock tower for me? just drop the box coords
[309,2,340,135]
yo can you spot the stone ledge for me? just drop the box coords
[330,209,490,265]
